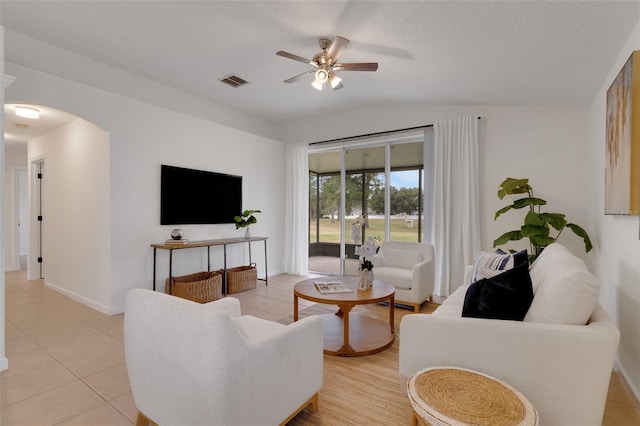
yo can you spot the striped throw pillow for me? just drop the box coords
[471,249,528,282]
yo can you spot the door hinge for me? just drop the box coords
[37,173,43,179]
[37,216,43,221]
[37,257,43,263]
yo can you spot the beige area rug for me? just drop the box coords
[280,302,438,425]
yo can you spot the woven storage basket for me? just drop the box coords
[226,263,257,294]
[165,270,223,303]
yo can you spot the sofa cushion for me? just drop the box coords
[462,262,534,321]
[383,249,423,270]
[374,267,413,290]
[432,283,469,317]
[471,249,528,282]
[525,243,598,325]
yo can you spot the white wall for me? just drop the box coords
[5,62,286,314]
[28,119,111,311]
[106,96,285,310]
[587,16,640,400]
[1,24,8,371]
[281,105,591,264]
[3,143,27,271]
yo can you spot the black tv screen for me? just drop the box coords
[160,165,242,225]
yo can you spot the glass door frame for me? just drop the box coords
[309,133,426,275]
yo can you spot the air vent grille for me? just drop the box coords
[219,75,249,88]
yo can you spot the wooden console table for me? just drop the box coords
[151,237,268,292]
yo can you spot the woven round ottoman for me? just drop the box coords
[407,367,538,426]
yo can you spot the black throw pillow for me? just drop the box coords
[462,262,534,321]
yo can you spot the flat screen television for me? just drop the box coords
[160,164,242,225]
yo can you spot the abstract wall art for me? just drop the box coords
[606,50,640,215]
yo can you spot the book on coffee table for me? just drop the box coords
[314,280,352,294]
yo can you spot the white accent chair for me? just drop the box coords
[372,241,435,312]
[124,289,323,426]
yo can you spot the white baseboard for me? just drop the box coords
[1,356,8,371]
[44,280,120,315]
[109,305,125,315]
[615,358,640,406]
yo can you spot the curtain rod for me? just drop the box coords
[309,116,481,146]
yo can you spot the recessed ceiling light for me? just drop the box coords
[15,106,39,119]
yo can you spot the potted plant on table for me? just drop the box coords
[493,177,592,262]
[234,209,261,239]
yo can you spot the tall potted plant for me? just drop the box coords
[493,177,592,262]
[234,209,261,239]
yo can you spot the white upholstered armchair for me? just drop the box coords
[372,241,435,312]
[124,289,323,426]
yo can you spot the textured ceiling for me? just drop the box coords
[2,1,639,127]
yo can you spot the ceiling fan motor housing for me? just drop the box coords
[319,38,331,50]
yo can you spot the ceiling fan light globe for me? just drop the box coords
[329,74,342,89]
[311,80,324,91]
[314,69,329,84]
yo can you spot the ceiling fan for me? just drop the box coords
[276,36,378,91]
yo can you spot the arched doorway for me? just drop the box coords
[4,104,77,278]
[3,103,111,309]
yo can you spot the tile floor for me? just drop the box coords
[2,270,640,425]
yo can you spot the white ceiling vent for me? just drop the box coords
[219,74,249,88]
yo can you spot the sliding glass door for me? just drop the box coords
[309,136,425,275]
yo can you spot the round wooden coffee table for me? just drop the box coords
[407,367,538,426]
[294,276,395,356]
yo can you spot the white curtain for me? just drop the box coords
[281,143,309,275]
[432,116,481,296]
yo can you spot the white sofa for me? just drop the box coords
[372,241,435,312]
[399,243,620,425]
[125,289,323,426]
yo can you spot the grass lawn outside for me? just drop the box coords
[309,218,422,243]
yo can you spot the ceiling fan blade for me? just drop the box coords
[334,62,379,72]
[326,36,350,64]
[283,70,314,83]
[276,50,316,66]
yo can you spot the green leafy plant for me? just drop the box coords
[234,209,261,229]
[493,177,592,262]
